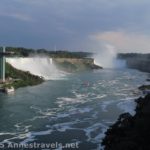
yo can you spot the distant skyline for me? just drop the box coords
[0,0,150,53]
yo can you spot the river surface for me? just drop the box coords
[0,68,148,150]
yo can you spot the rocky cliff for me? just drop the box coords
[126,58,150,73]
[102,94,150,150]
[118,53,150,73]
[53,58,102,72]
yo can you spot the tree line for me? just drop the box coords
[2,47,92,58]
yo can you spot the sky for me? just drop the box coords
[0,0,150,53]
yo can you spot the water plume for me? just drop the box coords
[93,44,126,68]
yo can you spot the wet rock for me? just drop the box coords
[102,94,150,150]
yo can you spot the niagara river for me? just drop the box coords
[0,66,148,150]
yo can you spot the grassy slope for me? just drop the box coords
[5,63,44,89]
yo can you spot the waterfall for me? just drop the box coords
[6,57,67,80]
[93,44,126,68]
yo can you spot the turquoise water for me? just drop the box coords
[0,69,148,150]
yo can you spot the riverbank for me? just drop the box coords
[102,94,150,150]
[0,63,44,91]
[102,77,150,150]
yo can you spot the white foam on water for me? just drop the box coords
[3,129,53,145]
[68,107,92,116]
[56,97,83,107]
[117,98,137,116]
[53,107,92,120]
[6,57,67,80]
[56,94,88,107]
[84,123,103,141]
[101,100,115,112]
[14,124,32,133]
[0,132,16,136]
[56,91,104,108]
[83,122,108,150]
[16,121,78,144]
[0,131,33,144]
[1,121,74,144]
[91,94,107,100]
[52,121,77,132]
[20,129,53,144]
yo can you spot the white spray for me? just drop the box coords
[94,44,126,68]
[6,57,67,80]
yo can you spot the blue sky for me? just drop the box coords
[0,0,150,53]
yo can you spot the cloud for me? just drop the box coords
[0,0,150,52]
[0,12,34,22]
[89,31,150,53]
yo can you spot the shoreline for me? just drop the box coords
[0,63,44,93]
[102,79,150,149]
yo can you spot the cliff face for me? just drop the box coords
[118,53,150,73]
[53,58,102,72]
[126,58,150,73]
[54,58,93,64]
